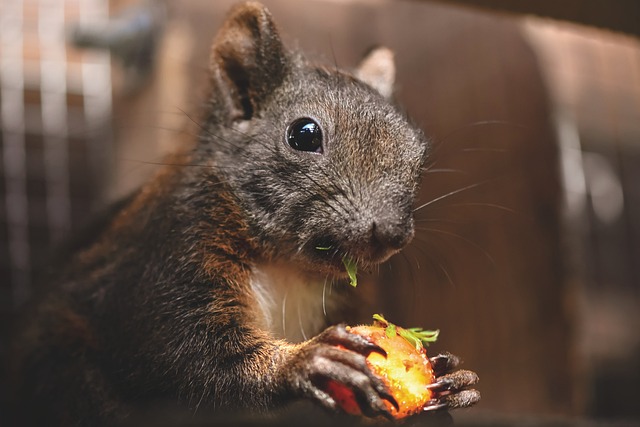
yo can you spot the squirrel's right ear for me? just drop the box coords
[210,2,288,121]
[355,47,396,99]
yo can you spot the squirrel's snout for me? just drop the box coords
[309,213,415,269]
[371,218,415,251]
[343,213,415,264]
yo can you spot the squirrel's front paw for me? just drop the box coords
[283,324,398,419]
[424,352,481,411]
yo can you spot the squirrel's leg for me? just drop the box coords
[177,321,397,418]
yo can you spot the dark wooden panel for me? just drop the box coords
[424,0,640,37]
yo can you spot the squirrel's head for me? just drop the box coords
[199,2,428,276]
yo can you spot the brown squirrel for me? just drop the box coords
[11,3,479,425]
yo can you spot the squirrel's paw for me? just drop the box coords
[423,352,481,411]
[284,324,398,419]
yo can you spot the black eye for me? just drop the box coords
[287,118,323,153]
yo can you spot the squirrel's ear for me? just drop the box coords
[355,47,396,99]
[210,2,288,121]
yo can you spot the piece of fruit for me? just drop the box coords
[325,314,439,419]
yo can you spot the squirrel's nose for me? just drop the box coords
[370,217,415,251]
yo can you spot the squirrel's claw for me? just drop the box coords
[427,369,479,392]
[442,389,481,410]
[315,323,387,356]
[424,389,481,411]
[429,352,461,376]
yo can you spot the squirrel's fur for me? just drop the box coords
[11,3,429,425]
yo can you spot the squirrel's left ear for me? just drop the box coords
[210,2,289,122]
[355,47,396,99]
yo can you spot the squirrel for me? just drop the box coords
[10,2,479,425]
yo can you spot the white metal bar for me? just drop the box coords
[39,0,71,242]
[79,0,113,199]
[1,0,31,305]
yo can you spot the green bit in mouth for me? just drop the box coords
[315,247,357,288]
[342,257,358,287]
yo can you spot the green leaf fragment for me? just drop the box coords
[385,323,397,339]
[370,314,439,350]
[372,313,387,324]
[342,257,358,287]
[315,246,332,251]
[398,329,423,350]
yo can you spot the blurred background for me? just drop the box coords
[1,0,639,425]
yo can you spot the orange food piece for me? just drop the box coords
[325,320,437,419]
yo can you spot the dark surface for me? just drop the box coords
[426,0,640,38]
[118,403,639,427]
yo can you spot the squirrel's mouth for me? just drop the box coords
[307,236,401,277]
[303,214,415,277]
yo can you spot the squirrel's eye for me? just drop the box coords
[287,118,323,153]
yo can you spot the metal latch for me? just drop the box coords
[70,0,166,91]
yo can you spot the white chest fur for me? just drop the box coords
[249,264,339,343]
